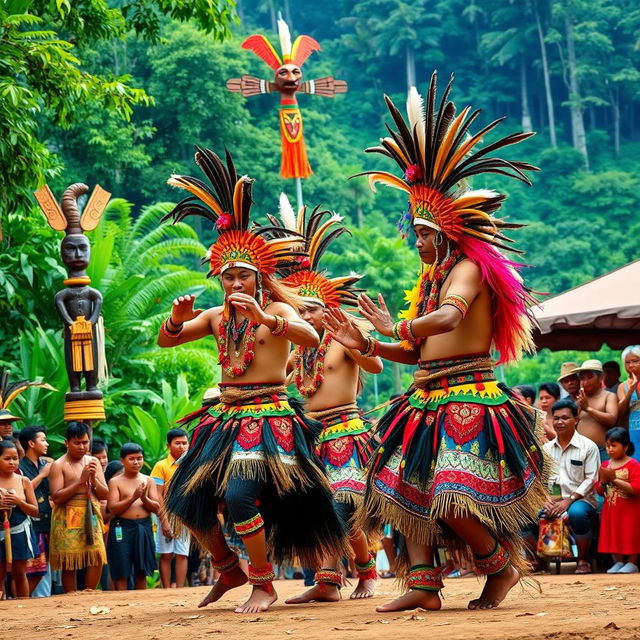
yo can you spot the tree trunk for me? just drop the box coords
[268,0,276,32]
[520,57,533,132]
[535,7,556,147]
[564,14,588,169]
[356,202,364,228]
[612,86,621,157]
[405,45,416,90]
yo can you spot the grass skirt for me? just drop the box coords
[164,384,348,567]
[359,355,550,584]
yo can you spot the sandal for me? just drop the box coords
[575,561,592,574]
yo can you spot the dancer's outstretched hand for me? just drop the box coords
[171,295,203,325]
[323,307,367,351]
[357,293,394,337]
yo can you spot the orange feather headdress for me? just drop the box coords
[356,71,539,248]
[165,147,302,277]
[267,194,362,308]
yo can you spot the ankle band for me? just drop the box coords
[355,554,377,581]
[474,543,510,575]
[248,562,275,586]
[234,512,264,538]
[407,564,443,592]
[211,551,239,573]
[315,568,342,587]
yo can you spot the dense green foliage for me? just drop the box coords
[1,0,639,458]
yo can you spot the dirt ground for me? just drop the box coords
[4,573,640,640]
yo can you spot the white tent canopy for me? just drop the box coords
[532,260,640,351]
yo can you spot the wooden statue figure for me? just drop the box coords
[33,183,110,421]
[227,18,347,179]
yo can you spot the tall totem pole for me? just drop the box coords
[34,183,110,423]
[227,18,347,208]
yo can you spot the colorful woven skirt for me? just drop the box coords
[360,354,549,579]
[164,384,347,566]
[310,405,372,506]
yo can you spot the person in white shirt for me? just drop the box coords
[523,398,599,574]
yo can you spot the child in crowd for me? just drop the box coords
[150,428,189,588]
[49,422,108,592]
[596,427,640,574]
[0,439,39,598]
[106,443,159,590]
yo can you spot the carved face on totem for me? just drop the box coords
[274,64,302,96]
[61,234,91,275]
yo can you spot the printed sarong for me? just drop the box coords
[309,404,372,506]
[164,383,348,566]
[360,354,549,582]
[49,495,106,571]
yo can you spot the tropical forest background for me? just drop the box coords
[1,0,639,462]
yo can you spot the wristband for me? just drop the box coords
[360,336,379,357]
[161,319,183,338]
[441,294,469,319]
[271,314,288,337]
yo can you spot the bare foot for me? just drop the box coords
[468,565,520,610]
[376,589,441,612]
[198,566,248,608]
[350,577,376,599]
[234,584,278,613]
[285,583,341,604]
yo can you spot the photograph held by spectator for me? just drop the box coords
[538,382,561,441]
[575,360,618,460]
[18,426,52,596]
[617,346,640,460]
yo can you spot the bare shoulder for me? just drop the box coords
[51,456,66,469]
[451,258,482,280]
[21,475,31,489]
[267,301,296,316]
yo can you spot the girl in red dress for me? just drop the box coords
[596,427,640,573]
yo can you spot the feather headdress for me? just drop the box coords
[0,371,53,423]
[359,72,539,364]
[165,147,302,276]
[266,194,362,308]
[242,18,321,70]
[358,71,539,247]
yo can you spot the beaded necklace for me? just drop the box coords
[294,332,332,397]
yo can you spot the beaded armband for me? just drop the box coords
[441,294,469,319]
[248,562,276,586]
[407,564,443,591]
[271,314,289,337]
[392,319,415,342]
[360,336,379,357]
[355,554,378,580]
[161,318,183,338]
[474,542,511,575]
[315,568,343,587]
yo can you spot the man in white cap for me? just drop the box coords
[575,359,618,460]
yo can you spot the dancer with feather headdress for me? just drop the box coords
[158,147,347,613]
[324,72,550,612]
[264,196,382,602]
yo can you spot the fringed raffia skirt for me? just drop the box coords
[164,383,348,567]
[308,404,372,508]
[359,354,550,582]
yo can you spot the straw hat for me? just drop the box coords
[557,362,579,382]
[0,408,21,422]
[575,359,604,374]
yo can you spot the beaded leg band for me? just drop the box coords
[248,562,276,591]
[355,554,377,581]
[474,542,511,576]
[407,565,444,592]
[234,513,264,538]
[211,551,239,574]
[315,568,342,587]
